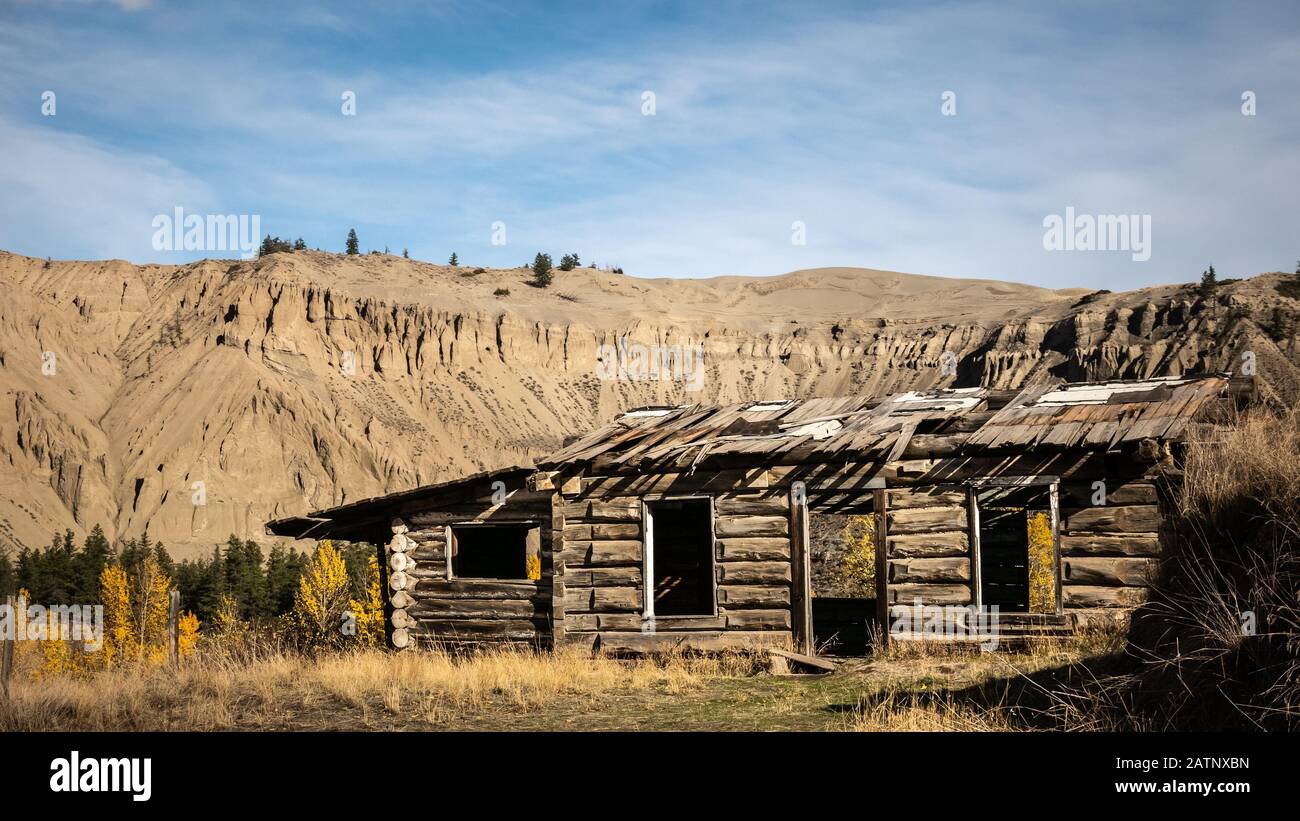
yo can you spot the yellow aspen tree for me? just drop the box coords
[38,629,79,679]
[177,612,201,659]
[132,553,173,664]
[12,588,31,670]
[212,594,241,634]
[205,594,243,656]
[347,553,385,647]
[1027,511,1057,614]
[838,514,877,597]
[293,540,351,647]
[100,564,135,667]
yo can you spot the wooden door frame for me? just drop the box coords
[641,495,718,622]
[967,476,1063,617]
[789,486,813,654]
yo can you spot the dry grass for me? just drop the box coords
[1127,407,1300,729]
[0,632,1138,732]
[1179,406,1300,529]
[844,626,1129,731]
[0,644,759,732]
[846,685,1018,731]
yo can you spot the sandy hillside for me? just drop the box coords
[0,249,1295,558]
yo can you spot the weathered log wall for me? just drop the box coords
[1058,478,1162,620]
[877,473,1168,631]
[881,486,973,623]
[555,486,794,653]
[386,487,554,648]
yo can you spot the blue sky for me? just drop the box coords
[1,0,1297,290]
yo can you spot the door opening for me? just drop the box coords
[645,498,714,616]
[975,484,1058,614]
[807,500,877,655]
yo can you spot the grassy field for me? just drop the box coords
[0,630,1125,732]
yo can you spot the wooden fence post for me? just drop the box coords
[1,595,15,699]
[168,589,180,666]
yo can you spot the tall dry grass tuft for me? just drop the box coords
[846,683,1018,732]
[1123,406,1300,729]
[847,624,1132,731]
[0,644,756,732]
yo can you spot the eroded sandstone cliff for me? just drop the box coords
[1,250,1295,557]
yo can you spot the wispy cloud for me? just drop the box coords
[0,0,1297,288]
[0,118,212,260]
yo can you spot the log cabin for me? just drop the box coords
[266,373,1245,654]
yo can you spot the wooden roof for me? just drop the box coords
[539,374,1230,474]
[266,465,534,540]
[264,375,1232,538]
[962,375,1228,452]
[539,388,982,472]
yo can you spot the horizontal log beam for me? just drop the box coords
[1062,557,1159,586]
[596,614,646,631]
[887,505,968,535]
[884,487,967,509]
[716,537,791,562]
[561,499,641,522]
[1063,505,1161,534]
[887,583,973,605]
[1059,481,1158,508]
[713,493,791,516]
[716,561,792,585]
[406,529,448,543]
[561,566,641,586]
[558,540,642,566]
[888,557,972,584]
[1062,585,1149,608]
[1059,534,1161,557]
[414,618,545,639]
[886,531,969,558]
[716,584,791,608]
[409,599,542,619]
[564,586,641,613]
[715,515,789,538]
[589,630,793,654]
[563,523,640,540]
[647,615,727,630]
[412,579,549,600]
[721,609,792,630]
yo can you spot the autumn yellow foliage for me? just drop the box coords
[37,625,85,679]
[292,540,354,648]
[100,563,136,666]
[93,556,198,670]
[178,611,201,658]
[1026,511,1057,614]
[347,554,385,647]
[835,514,877,597]
[132,553,173,664]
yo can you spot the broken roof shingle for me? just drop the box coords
[538,374,1230,473]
